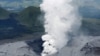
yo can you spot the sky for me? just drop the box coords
[0,0,42,11]
[0,0,100,11]
[0,0,99,8]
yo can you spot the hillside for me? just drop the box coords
[0,6,44,40]
[18,6,41,27]
[81,18,100,36]
[0,6,100,41]
[79,6,100,19]
[17,6,44,32]
[16,6,100,36]
[0,7,10,19]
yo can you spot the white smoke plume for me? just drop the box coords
[40,0,81,56]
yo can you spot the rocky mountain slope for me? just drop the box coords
[0,41,39,56]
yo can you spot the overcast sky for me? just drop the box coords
[0,0,99,7]
[0,0,42,8]
[0,0,100,10]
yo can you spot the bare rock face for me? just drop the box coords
[0,41,39,56]
[26,38,43,55]
[81,39,100,56]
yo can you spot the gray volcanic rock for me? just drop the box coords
[26,38,43,55]
[81,38,100,56]
[0,41,39,56]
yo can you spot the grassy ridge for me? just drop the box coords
[81,18,100,36]
[18,6,41,27]
[17,6,44,32]
[0,7,10,19]
[0,6,100,36]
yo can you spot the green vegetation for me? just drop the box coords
[81,18,100,36]
[17,6,41,27]
[17,6,44,32]
[0,6,99,36]
[0,7,10,19]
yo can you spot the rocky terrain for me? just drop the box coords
[0,6,100,56]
